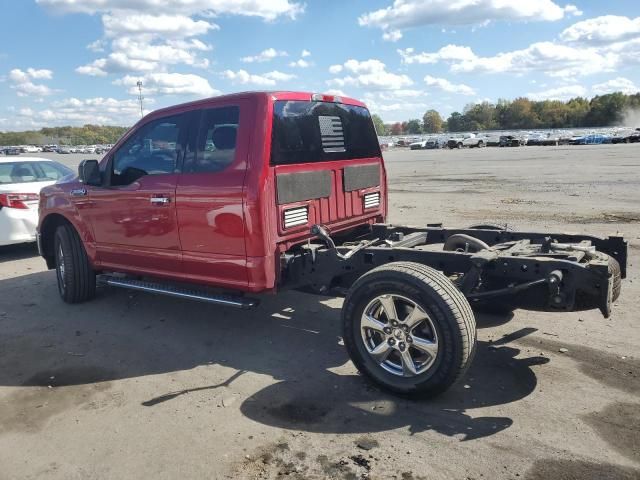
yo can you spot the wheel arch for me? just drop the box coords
[40,214,87,270]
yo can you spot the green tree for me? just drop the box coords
[422,109,443,133]
[371,114,385,135]
[464,102,498,130]
[405,119,422,134]
[446,112,461,132]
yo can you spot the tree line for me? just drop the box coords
[371,92,640,135]
[0,124,129,146]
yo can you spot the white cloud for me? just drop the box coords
[592,77,639,95]
[328,64,343,74]
[398,15,640,80]
[425,75,475,95]
[289,59,311,68]
[25,68,53,80]
[241,48,288,63]
[114,73,219,97]
[362,91,429,121]
[36,0,305,21]
[403,41,619,78]
[77,33,212,76]
[358,0,581,40]
[327,59,413,90]
[8,68,55,97]
[223,69,296,86]
[382,30,402,42]
[47,1,303,78]
[103,13,217,37]
[560,15,640,45]
[526,84,588,101]
[398,45,475,64]
[10,96,150,128]
[324,89,348,97]
[453,42,617,77]
[301,49,311,57]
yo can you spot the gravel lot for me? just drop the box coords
[1,146,638,479]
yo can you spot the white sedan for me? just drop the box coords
[0,157,74,247]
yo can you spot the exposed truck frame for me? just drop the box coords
[282,224,626,318]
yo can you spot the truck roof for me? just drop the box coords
[146,91,368,122]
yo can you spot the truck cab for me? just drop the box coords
[39,92,386,293]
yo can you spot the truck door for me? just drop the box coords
[86,113,189,275]
[175,100,255,289]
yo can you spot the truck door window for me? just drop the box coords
[111,115,183,186]
[187,106,240,173]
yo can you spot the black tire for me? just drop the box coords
[467,222,514,231]
[54,223,96,303]
[342,262,476,397]
[609,255,622,302]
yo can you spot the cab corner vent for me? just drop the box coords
[363,192,380,209]
[283,206,309,228]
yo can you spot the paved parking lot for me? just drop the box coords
[1,145,639,479]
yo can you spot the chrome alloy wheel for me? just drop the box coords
[360,294,439,377]
[56,243,66,290]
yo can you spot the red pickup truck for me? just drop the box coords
[37,91,627,397]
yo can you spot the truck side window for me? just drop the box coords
[187,106,240,173]
[111,115,183,186]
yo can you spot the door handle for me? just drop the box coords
[150,196,171,205]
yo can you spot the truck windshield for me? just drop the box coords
[271,100,380,165]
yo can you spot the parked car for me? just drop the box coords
[462,135,487,148]
[0,157,73,246]
[36,91,627,398]
[446,138,464,149]
[572,134,612,145]
[485,135,501,147]
[3,147,22,155]
[56,146,72,154]
[499,135,524,147]
[527,134,559,146]
[409,139,427,150]
[611,129,640,144]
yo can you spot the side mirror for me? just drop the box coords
[78,159,101,186]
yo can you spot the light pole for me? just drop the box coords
[137,81,144,118]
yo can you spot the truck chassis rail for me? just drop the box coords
[282,224,627,318]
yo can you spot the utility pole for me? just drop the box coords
[137,81,144,118]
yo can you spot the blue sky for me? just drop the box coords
[1,0,639,130]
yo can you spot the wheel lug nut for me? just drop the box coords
[388,338,396,346]
[399,342,406,351]
[406,336,412,343]
[384,327,392,334]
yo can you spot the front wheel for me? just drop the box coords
[54,224,96,303]
[342,262,476,397]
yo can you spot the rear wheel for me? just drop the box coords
[609,255,622,302]
[342,262,476,397]
[467,222,514,231]
[54,224,96,303]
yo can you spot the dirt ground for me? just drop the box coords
[1,145,639,480]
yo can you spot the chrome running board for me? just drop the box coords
[98,275,258,309]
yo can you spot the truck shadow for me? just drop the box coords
[0,271,547,440]
[0,243,40,263]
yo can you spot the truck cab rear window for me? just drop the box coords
[271,100,380,165]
